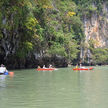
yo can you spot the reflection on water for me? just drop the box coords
[0,67,108,108]
[80,67,108,108]
[0,75,6,88]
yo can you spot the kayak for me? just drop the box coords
[73,67,93,70]
[0,71,14,76]
[0,72,9,75]
[36,68,57,71]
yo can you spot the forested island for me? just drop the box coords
[0,0,108,69]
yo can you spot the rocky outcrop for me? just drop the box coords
[83,3,108,48]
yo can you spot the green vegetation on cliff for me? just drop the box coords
[0,0,108,68]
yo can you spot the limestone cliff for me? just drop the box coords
[83,3,108,48]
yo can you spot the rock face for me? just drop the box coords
[83,3,108,48]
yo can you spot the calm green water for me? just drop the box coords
[0,66,108,108]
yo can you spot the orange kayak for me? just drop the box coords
[36,68,57,71]
[73,67,93,70]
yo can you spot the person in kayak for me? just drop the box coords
[37,66,41,68]
[0,64,8,74]
[43,65,46,68]
[80,63,85,69]
[49,64,53,68]
[75,64,78,69]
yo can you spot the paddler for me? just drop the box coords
[37,66,41,68]
[75,64,78,69]
[43,65,46,68]
[0,64,8,74]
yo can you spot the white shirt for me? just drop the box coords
[0,67,6,73]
